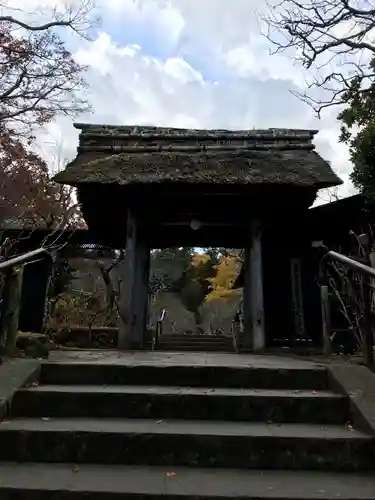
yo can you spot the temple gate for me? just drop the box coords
[54,124,342,351]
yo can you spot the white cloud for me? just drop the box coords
[164,58,203,84]
[6,0,358,200]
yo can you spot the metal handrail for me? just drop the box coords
[0,247,52,356]
[317,244,374,368]
[323,249,375,279]
[0,248,52,271]
[159,308,166,323]
[230,309,242,353]
[152,308,166,351]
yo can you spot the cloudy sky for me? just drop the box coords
[9,0,358,201]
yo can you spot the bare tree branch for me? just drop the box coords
[262,0,375,114]
[317,186,342,204]
[0,0,98,39]
[0,2,96,138]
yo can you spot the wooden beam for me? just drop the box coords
[243,220,265,352]
[118,209,150,349]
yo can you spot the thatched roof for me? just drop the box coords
[53,124,342,189]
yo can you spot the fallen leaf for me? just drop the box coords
[166,472,177,478]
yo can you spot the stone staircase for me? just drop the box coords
[157,333,234,352]
[0,354,375,498]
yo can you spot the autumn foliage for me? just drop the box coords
[206,255,241,302]
[0,130,83,227]
[149,248,241,332]
[0,1,95,228]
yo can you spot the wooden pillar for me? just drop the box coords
[118,209,150,350]
[243,220,265,352]
[132,238,150,349]
[320,285,331,356]
[290,257,306,345]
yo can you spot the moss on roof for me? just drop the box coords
[53,124,342,189]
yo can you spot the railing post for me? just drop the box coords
[361,276,374,369]
[152,323,158,351]
[320,285,331,357]
[152,309,165,351]
[0,266,24,356]
[315,243,375,368]
[0,248,51,358]
[231,319,240,353]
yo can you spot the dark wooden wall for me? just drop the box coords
[261,223,294,347]
[261,214,323,348]
[18,258,53,333]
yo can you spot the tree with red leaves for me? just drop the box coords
[0,130,82,228]
[0,0,96,228]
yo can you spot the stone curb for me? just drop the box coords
[327,363,375,436]
[0,359,41,420]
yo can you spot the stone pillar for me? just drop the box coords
[243,220,265,351]
[118,208,150,350]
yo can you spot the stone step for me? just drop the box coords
[11,385,349,424]
[159,335,231,341]
[159,337,233,345]
[158,339,231,346]
[0,418,372,471]
[156,344,233,352]
[1,462,375,499]
[158,340,231,346]
[40,362,329,390]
